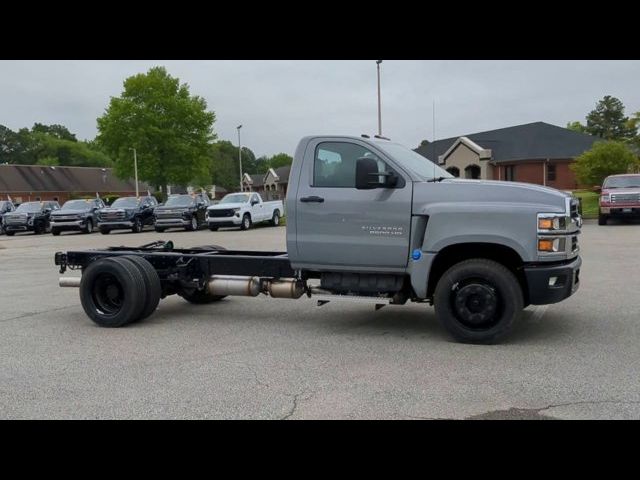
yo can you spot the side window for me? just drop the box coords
[251,194,259,204]
[314,142,390,188]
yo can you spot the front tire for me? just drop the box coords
[208,225,218,231]
[433,258,523,344]
[186,216,198,231]
[51,228,61,236]
[6,231,15,236]
[155,227,166,233]
[240,214,252,231]
[100,228,111,235]
[132,217,143,233]
[598,213,608,226]
[84,219,93,234]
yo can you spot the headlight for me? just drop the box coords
[600,194,610,204]
[538,237,566,253]
[537,214,568,232]
[232,208,241,213]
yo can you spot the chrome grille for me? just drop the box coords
[155,210,183,218]
[100,211,125,221]
[611,193,640,203]
[5,214,26,225]
[53,215,81,221]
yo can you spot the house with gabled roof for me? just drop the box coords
[414,122,601,190]
[241,165,291,200]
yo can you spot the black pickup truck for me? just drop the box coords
[0,200,16,235]
[153,193,210,232]
[97,195,158,234]
[50,198,106,235]
[4,200,60,235]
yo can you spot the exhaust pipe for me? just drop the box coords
[59,277,81,288]
[208,275,261,297]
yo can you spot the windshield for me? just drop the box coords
[62,199,92,210]
[220,194,250,204]
[165,195,195,207]
[16,202,42,213]
[375,142,453,180]
[111,197,139,208]
[604,176,640,189]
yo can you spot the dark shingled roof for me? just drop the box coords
[414,122,601,164]
[0,164,146,193]
[249,174,264,187]
[272,165,291,181]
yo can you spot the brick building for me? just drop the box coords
[0,164,146,204]
[415,122,600,190]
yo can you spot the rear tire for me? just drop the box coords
[120,255,161,321]
[598,214,608,226]
[433,258,523,344]
[272,211,280,226]
[240,214,251,230]
[79,257,147,327]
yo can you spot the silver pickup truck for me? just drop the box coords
[55,135,582,344]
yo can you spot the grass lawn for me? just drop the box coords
[572,190,599,219]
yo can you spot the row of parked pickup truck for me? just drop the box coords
[0,192,284,236]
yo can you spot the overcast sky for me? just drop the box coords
[1,60,639,158]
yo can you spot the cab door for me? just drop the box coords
[294,139,413,270]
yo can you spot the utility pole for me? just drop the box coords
[130,147,139,197]
[237,125,243,191]
[376,60,383,136]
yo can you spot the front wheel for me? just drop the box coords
[131,217,143,233]
[240,214,251,231]
[100,228,111,235]
[598,213,608,226]
[433,258,523,344]
[208,225,219,231]
[186,216,198,231]
[84,219,93,234]
[51,228,61,236]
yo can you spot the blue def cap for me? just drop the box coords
[411,249,422,261]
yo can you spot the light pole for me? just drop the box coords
[237,125,243,191]
[376,60,383,136]
[129,147,139,197]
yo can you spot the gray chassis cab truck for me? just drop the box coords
[55,135,582,344]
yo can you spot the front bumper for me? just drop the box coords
[600,206,640,216]
[5,224,32,232]
[98,220,134,229]
[155,218,191,227]
[51,219,86,231]
[207,216,242,226]
[524,256,581,305]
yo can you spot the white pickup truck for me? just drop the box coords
[206,192,283,231]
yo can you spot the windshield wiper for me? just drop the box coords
[427,176,447,183]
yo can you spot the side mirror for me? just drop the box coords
[355,157,398,189]
[251,200,259,206]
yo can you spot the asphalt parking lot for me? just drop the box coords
[1,220,639,419]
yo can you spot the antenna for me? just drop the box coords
[432,99,436,179]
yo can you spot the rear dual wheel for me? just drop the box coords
[79,256,161,327]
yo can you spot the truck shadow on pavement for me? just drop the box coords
[137,298,574,346]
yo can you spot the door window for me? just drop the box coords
[314,142,391,188]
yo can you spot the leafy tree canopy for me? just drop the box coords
[97,66,216,188]
[584,95,637,141]
[571,141,640,186]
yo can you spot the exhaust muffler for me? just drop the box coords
[208,275,261,297]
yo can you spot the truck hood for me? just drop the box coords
[208,203,245,210]
[155,205,193,212]
[412,178,571,215]
[52,209,89,216]
[602,187,640,195]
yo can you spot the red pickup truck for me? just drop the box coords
[599,173,640,225]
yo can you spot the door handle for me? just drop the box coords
[300,196,324,203]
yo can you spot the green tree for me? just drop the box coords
[254,152,293,174]
[566,121,587,133]
[31,123,77,142]
[207,140,258,191]
[585,95,637,140]
[96,66,216,188]
[571,141,640,186]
